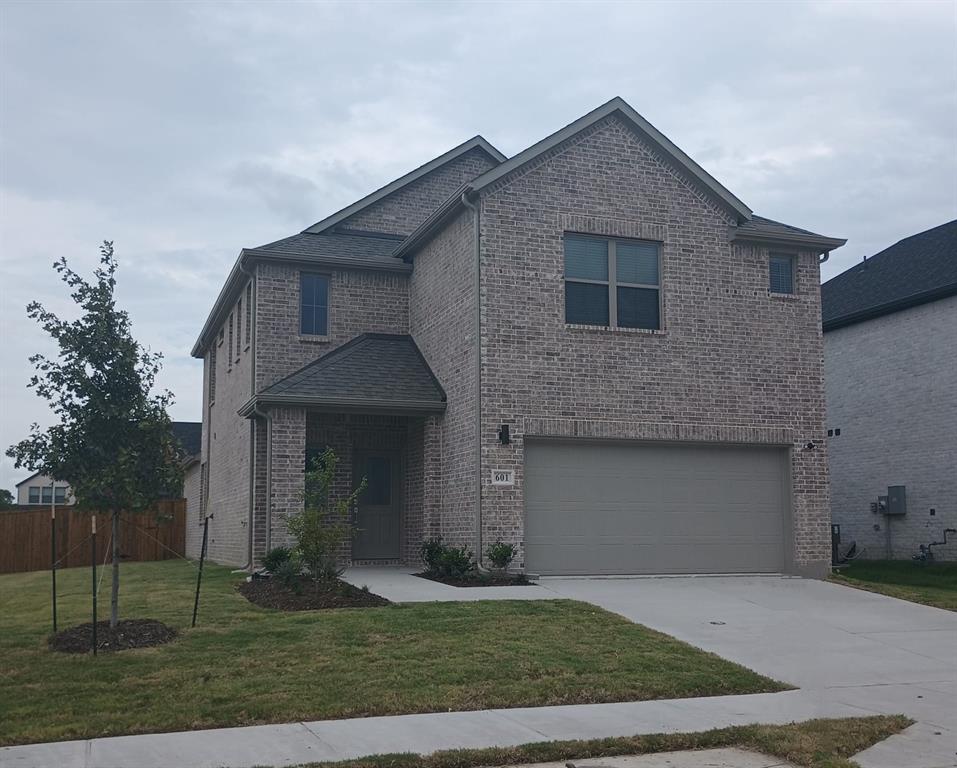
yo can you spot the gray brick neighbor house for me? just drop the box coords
[823,221,957,561]
[189,97,846,577]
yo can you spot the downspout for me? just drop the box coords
[819,251,830,265]
[239,259,257,570]
[461,190,485,568]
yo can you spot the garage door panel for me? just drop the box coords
[524,441,788,575]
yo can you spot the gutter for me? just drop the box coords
[461,190,485,568]
[731,229,847,255]
[238,395,447,418]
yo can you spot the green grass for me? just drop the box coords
[831,560,957,611]
[0,561,787,746]
[300,715,912,768]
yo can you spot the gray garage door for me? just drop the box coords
[524,441,789,575]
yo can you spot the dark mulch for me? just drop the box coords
[238,576,390,610]
[415,571,534,588]
[49,619,177,654]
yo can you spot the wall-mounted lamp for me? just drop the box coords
[497,424,510,445]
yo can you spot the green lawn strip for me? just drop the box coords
[830,560,957,611]
[0,561,787,746]
[294,715,912,768]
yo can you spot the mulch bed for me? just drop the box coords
[49,619,177,654]
[415,571,534,588]
[238,576,390,610]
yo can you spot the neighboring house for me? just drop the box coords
[191,97,845,577]
[15,473,74,506]
[823,221,957,561]
[12,421,202,507]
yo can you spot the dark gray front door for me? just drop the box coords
[353,451,400,560]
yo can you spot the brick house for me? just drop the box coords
[190,97,845,577]
[823,220,957,561]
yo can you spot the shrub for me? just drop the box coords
[273,557,303,593]
[261,546,293,573]
[420,538,475,580]
[486,540,516,570]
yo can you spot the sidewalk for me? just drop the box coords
[0,689,867,768]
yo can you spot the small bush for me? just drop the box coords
[487,540,516,570]
[273,557,303,593]
[261,546,293,573]
[420,538,475,580]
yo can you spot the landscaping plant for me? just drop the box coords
[283,448,365,591]
[261,546,293,573]
[486,540,516,570]
[420,538,475,580]
[5,242,182,629]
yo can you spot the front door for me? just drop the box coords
[353,451,400,560]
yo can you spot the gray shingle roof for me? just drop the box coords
[254,334,446,412]
[822,220,957,331]
[738,215,828,239]
[250,231,404,267]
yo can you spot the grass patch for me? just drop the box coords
[831,560,957,611]
[0,560,786,746]
[300,715,912,768]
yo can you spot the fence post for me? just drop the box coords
[91,515,97,656]
[191,515,210,628]
[51,507,57,634]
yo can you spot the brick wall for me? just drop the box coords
[339,148,498,236]
[183,461,202,558]
[255,263,409,391]
[478,115,831,575]
[825,295,957,560]
[201,278,254,565]
[409,209,478,551]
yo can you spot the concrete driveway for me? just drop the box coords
[542,575,957,768]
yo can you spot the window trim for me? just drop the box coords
[563,232,663,331]
[299,271,331,339]
[769,252,797,296]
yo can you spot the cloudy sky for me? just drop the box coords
[1,0,955,493]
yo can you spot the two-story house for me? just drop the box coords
[190,97,845,577]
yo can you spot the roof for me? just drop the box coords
[14,471,45,489]
[239,334,446,415]
[303,136,506,235]
[822,220,957,331]
[171,421,202,458]
[733,215,846,252]
[247,231,406,269]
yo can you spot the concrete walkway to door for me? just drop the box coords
[2,571,953,768]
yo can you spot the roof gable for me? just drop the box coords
[822,220,957,330]
[303,137,505,236]
[469,97,752,221]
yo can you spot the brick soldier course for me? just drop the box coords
[190,97,845,577]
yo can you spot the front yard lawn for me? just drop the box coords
[306,715,912,768]
[0,560,786,746]
[831,559,957,611]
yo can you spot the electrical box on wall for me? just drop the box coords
[886,485,907,516]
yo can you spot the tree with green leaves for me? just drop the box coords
[283,448,365,591]
[0,489,14,509]
[6,241,183,628]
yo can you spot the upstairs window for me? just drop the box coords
[28,486,40,504]
[236,297,243,360]
[244,283,252,347]
[41,486,52,504]
[227,313,234,368]
[54,486,66,503]
[300,273,329,336]
[208,346,217,404]
[769,253,795,294]
[564,234,661,330]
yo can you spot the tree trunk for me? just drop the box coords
[110,510,120,628]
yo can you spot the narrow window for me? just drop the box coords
[54,486,66,503]
[218,327,224,346]
[564,234,660,330]
[41,486,52,504]
[769,253,795,294]
[300,273,329,336]
[227,314,234,368]
[208,346,217,404]
[28,486,40,504]
[244,283,252,347]
[236,297,243,359]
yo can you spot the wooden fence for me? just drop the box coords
[0,499,186,574]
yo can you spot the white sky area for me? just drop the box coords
[1,0,955,492]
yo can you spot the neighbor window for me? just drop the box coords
[41,486,52,504]
[227,313,234,368]
[564,234,660,330]
[236,298,243,359]
[300,273,329,336]
[28,486,40,504]
[54,486,66,503]
[244,283,252,347]
[769,253,795,294]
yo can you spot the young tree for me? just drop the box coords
[6,242,182,628]
[0,489,14,509]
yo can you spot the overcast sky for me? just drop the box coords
[1,0,955,493]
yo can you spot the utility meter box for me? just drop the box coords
[886,485,907,516]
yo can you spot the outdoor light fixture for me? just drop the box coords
[498,424,510,445]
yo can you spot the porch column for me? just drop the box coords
[268,406,306,550]
[421,414,443,544]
